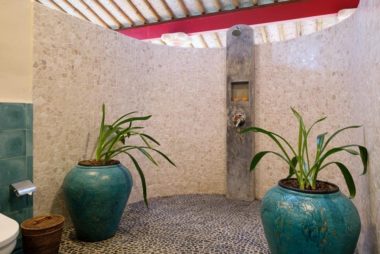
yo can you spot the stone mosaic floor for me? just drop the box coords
[59,194,269,254]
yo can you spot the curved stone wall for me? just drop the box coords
[33,1,380,252]
[33,4,226,218]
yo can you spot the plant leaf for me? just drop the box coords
[307,117,327,135]
[125,152,149,207]
[291,107,307,180]
[249,151,289,171]
[112,111,138,127]
[316,133,328,152]
[359,146,368,175]
[250,151,269,171]
[140,133,160,146]
[140,135,152,148]
[287,156,298,178]
[322,125,361,152]
[137,147,158,166]
[150,148,176,167]
[241,127,294,160]
[95,104,106,161]
[333,162,356,198]
[344,149,359,155]
[113,115,152,129]
[318,145,363,170]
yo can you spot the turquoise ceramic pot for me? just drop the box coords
[63,162,133,241]
[261,179,360,254]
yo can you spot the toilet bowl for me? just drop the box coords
[0,213,19,254]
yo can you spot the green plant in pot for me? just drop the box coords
[241,108,368,254]
[63,104,175,242]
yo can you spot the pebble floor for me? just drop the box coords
[59,194,270,254]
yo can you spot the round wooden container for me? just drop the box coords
[21,215,65,254]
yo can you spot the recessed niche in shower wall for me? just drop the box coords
[231,81,249,102]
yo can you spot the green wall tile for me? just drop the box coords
[0,130,26,159]
[25,104,33,130]
[0,186,10,211]
[0,157,28,186]
[0,185,33,213]
[26,130,32,157]
[26,156,33,180]
[4,207,33,225]
[0,104,26,130]
[0,103,33,254]
[8,193,32,212]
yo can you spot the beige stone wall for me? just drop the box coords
[348,1,380,252]
[0,0,33,103]
[33,1,380,253]
[252,15,372,251]
[33,4,226,217]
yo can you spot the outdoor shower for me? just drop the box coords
[226,25,255,201]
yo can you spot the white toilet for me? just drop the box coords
[0,213,19,254]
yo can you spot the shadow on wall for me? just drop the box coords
[363,224,378,254]
[50,187,70,223]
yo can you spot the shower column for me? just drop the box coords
[226,25,255,201]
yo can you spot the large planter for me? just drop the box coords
[63,162,133,241]
[261,179,360,254]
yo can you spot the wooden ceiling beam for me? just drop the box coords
[51,0,86,20]
[143,0,161,21]
[159,0,175,19]
[109,0,134,26]
[94,0,123,28]
[63,0,90,21]
[177,0,190,17]
[197,0,206,14]
[230,0,239,9]
[39,0,66,12]
[78,0,111,28]
[215,0,223,11]
[126,0,147,23]
[199,34,209,48]
[215,32,223,47]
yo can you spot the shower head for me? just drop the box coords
[232,26,241,37]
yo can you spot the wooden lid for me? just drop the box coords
[21,215,64,235]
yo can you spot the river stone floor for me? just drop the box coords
[59,194,269,254]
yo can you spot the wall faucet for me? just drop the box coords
[232,112,246,128]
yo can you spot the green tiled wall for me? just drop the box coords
[0,103,33,253]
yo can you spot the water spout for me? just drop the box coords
[232,112,246,128]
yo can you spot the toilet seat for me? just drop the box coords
[0,213,19,248]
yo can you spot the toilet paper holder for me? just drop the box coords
[11,180,36,197]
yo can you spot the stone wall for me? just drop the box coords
[33,1,380,252]
[33,3,226,218]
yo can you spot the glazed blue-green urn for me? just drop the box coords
[63,161,133,242]
[261,179,360,254]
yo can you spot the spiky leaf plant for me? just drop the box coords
[93,104,175,206]
[241,108,368,198]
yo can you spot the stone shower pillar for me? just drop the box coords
[226,25,255,201]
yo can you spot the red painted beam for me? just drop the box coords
[118,0,359,40]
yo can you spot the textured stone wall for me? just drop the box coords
[253,1,380,252]
[347,1,380,252]
[33,3,226,218]
[33,1,380,252]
